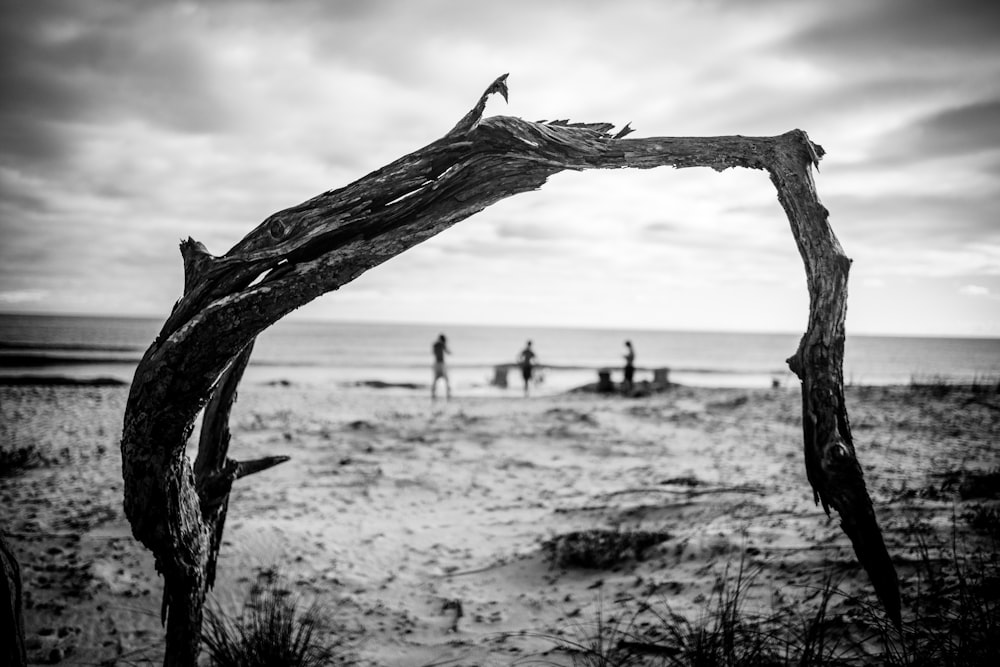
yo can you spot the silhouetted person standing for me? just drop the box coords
[518,340,537,397]
[623,340,636,394]
[432,334,451,400]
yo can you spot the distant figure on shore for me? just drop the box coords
[623,340,636,393]
[517,340,537,397]
[432,334,451,400]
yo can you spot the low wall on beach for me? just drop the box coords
[488,363,673,393]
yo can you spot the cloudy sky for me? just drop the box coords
[1,0,998,337]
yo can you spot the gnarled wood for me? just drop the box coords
[0,533,26,667]
[121,74,899,665]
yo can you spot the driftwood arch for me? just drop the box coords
[121,74,900,665]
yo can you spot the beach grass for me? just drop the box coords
[0,443,44,477]
[543,529,673,570]
[524,554,849,666]
[527,512,1000,667]
[202,569,347,667]
[907,374,1000,397]
[200,529,997,666]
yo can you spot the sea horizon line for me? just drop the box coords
[2,309,999,342]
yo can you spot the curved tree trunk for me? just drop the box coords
[0,533,26,667]
[121,74,899,665]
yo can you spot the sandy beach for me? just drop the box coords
[2,379,997,665]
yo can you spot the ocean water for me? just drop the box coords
[1,313,998,394]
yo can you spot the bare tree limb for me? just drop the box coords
[0,533,26,667]
[121,74,899,665]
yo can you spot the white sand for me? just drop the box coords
[3,382,997,665]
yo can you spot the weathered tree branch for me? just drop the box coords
[0,533,26,667]
[121,74,899,665]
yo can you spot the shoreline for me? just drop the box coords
[0,370,995,391]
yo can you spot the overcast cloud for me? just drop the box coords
[1,0,998,336]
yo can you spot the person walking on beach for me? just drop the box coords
[518,340,537,397]
[432,334,451,400]
[623,340,636,394]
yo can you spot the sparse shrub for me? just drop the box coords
[908,376,1000,399]
[957,469,1000,500]
[202,571,346,667]
[864,522,1000,667]
[530,517,1000,667]
[0,444,43,477]
[649,557,782,667]
[777,574,855,667]
[528,553,850,667]
[909,375,954,398]
[519,602,656,667]
[970,375,1000,395]
[965,505,1000,539]
[929,468,1000,502]
[543,529,671,570]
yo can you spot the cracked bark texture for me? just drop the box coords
[120,74,899,665]
[1,533,26,667]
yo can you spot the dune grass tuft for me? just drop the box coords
[0,444,44,477]
[530,515,999,667]
[202,570,347,667]
[543,529,672,570]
